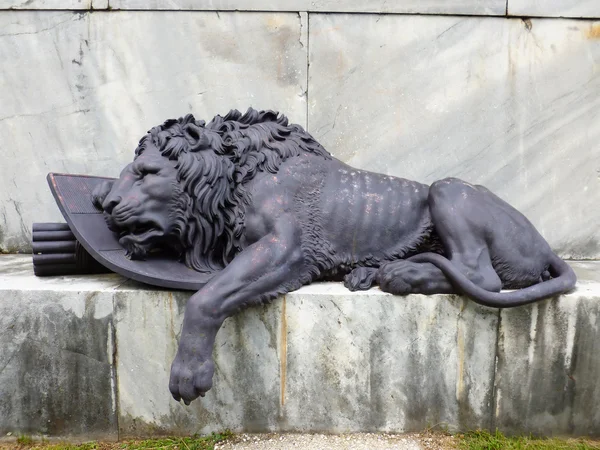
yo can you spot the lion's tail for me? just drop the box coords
[409,252,577,308]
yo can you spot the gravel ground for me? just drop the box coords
[215,432,455,450]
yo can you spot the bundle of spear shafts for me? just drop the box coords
[32,223,110,276]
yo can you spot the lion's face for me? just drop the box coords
[94,144,182,259]
[91,108,330,272]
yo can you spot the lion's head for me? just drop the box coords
[93,107,330,273]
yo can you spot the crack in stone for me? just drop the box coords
[0,105,88,124]
[436,19,465,40]
[0,348,19,376]
[0,15,74,38]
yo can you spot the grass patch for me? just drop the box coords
[15,438,34,447]
[459,430,600,450]
[2,431,233,450]
[119,431,233,450]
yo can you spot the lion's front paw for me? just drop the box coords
[344,267,378,291]
[169,354,215,405]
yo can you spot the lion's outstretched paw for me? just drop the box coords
[169,355,215,405]
[344,267,378,291]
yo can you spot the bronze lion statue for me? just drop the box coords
[92,108,576,405]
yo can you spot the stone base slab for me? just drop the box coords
[1,255,599,439]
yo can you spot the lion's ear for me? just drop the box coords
[92,180,114,211]
[184,123,200,140]
[184,123,210,150]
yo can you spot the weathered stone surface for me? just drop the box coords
[2,256,599,437]
[0,0,507,14]
[308,15,600,259]
[0,255,119,439]
[494,267,600,436]
[0,0,98,9]
[508,0,600,18]
[282,285,498,433]
[108,0,505,15]
[113,283,497,435]
[0,10,307,253]
[113,285,285,436]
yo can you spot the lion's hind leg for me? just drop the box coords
[367,178,506,297]
[377,178,508,296]
[344,260,464,295]
[416,178,505,294]
[376,251,503,296]
[376,259,457,295]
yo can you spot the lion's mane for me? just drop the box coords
[136,107,331,273]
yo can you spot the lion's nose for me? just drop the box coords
[102,193,122,214]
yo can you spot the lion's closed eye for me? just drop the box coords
[135,163,161,179]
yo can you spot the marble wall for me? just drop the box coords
[509,0,600,18]
[0,10,308,251]
[0,6,598,258]
[3,0,599,17]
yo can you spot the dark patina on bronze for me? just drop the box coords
[42,108,576,405]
